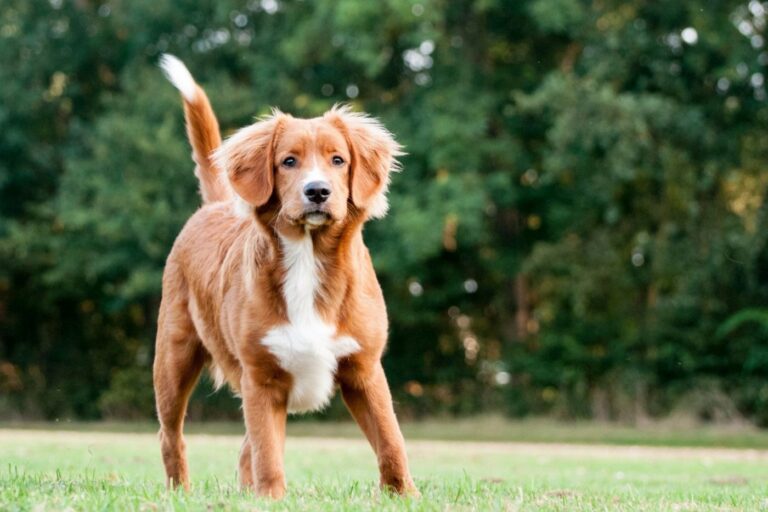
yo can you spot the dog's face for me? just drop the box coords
[272,119,351,228]
[215,106,401,234]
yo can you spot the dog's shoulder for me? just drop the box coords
[176,201,256,242]
[170,201,274,273]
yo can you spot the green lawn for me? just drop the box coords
[6,416,768,448]
[2,426,767,511]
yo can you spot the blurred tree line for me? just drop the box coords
[1,0,767,424]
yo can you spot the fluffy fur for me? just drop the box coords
[262,233,360,413]
[159,54,197,102]
[160,55,228,203]
[153,55,416,499]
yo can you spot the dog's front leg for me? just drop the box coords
[340,362,418,496]
[240,367,288,499]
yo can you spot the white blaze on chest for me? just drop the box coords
[260,233,360,413]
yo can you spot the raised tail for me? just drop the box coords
[159,54,231,203]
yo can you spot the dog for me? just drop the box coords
[153,55,417,499]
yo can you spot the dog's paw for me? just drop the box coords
[256,478,286,500]
[380,476,420,498]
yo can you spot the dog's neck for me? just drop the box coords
[272,216,364,323]
[278,231,322,326]
[242,198,368,322]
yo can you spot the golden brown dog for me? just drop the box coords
[153,55,416,498]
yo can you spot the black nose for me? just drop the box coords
[303,181,331,204]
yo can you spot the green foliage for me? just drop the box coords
[99,366,155,420]
[717,308,768,338]
[1,0,767,423]
[529,0,585,35]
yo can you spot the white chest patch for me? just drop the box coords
[260,233,360,414]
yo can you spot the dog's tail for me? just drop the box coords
[159,54,231,204]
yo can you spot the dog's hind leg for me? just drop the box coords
[238,433,253,489]
[153,271,206,491]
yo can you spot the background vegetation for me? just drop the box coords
[1,0,767,425]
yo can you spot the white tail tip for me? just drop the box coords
[159,54,197,102]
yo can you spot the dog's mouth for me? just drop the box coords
[299,210,332,228]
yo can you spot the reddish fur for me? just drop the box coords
[154,69,416,499]
[328,111,399,209]
[224,115,285,208]
[182,84,230,203]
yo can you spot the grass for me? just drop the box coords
[6,415,768,448]
[2,424,768,511]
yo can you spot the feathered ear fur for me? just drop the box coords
[213,112,287,207]
[326,105,403,218]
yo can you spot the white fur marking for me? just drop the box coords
[260,234,360,413]
[159,54,197,102]
[302,156,329,207]
[211,364,226,390]
[232,193,253,218]
[303,156,328,187]
[303,167,328,186]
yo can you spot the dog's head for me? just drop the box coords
[214,105,401,235]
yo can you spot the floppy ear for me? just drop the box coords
[213,113,286,207]
[326,106,403,218]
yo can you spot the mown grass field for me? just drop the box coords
[2,421,768,511]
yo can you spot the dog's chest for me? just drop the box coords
[260,235,359,414]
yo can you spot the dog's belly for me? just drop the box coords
[261,320,360,413]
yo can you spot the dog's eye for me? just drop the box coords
[331,156,345,166]
[282,157,297,168]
